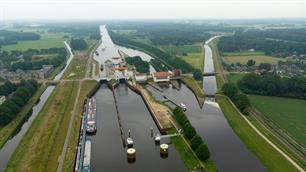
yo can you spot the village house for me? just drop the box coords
[152,71,170,82]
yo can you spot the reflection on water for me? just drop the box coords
[90,84,187,172]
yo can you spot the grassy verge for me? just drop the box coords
[6,81,79,172]
[0,85,46,149]
[216,95,300,172]
[208,38,226,91]
[62,80,99,172]
[182,76,205,107]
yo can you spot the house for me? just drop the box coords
[135,73,147,83]
[0,96,6,105]
[152,72,170,82]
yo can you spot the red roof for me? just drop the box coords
[113,67,128,71]
[112,57,120,60]
[153,72,169,78]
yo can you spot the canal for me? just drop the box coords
[146,39,266,172]
[0,41,74,171]
[90,84,187,172]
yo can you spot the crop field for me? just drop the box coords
[222,51,265,56]
[222,55,284,65]
[248,95,306,145]
[2,33,67,51]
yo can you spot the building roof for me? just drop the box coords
[153,72,169,78]
[113,66,128,71]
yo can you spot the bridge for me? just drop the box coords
[203,72,217,76]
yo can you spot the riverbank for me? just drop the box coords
[216,95,302,172]
[0,84,47,149]
[6,81,79,172]
[181,76,205,108]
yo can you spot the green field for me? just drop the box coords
[161,43,204,71]
[2,33,67,51]
[216,95,300,172]
[222,55,284,65]
[248,95,306,145]
[222,51,265,56]
[228,73,246,85]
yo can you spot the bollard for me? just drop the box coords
[127,148,136,163]
[160,144,169,159]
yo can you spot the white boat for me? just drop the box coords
[83,140,91,172]
[180,103,187,111]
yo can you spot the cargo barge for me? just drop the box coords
[86,97,97,134]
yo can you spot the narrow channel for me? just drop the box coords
[0,41,74,171]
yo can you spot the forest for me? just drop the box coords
[218,29,306,57]
[0,80,39,126]
[126,56,150,73]
[70,38,88,50]
[238,73,306,99]
[0,30,40,48]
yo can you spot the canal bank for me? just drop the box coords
[0,41,74,172]
[89,84,187,172]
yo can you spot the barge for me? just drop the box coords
[86,97,97,134]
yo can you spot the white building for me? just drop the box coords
[152,72,170,82]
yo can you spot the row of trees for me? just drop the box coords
[125,56,150,73]
[150,59,169,72]
[0,80,39,126]
[173,107,211,161]
[218,30,306,57]
[0,81,17,96]
[0,30,40,47]
[70,38,88,50]
[109,30,203,81]
[238,73,306,99]
[222,83,250,113]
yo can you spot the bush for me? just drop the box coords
[196,144,210,161]
[193,69,203,81]
[184,123,196,139]
[191,135,203,150]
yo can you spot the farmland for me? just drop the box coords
[248,95,306,145]
[222,54,284,65]
[2,33,67,51]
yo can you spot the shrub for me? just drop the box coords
[191,135,203,150]
[196,144,210,161]
[184,123,196,139]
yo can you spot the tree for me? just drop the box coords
[222,83,238,99]
[233,93,250,113]
[191,135,203,150]
[196,144,210,161]
[184,123,196,139]
[70,38,88,50]
[259,63,271,71]
[247,59,256,66]
[193,69,203,81]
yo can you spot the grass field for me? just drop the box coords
[216,95,300,172]
[0,85,46,149]
[222,55,284,65]
[6,81,79,172]
[248,95,306,145]
[62,80,99,172]
[222,51,265,56]
[227,73,246,85]
[161,43,204,71]
[2,33,67,51]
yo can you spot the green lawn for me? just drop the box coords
[2,33,67,51]
[222,55,284,65]
[248,95,306,145]
[216,95,300,172]
[222,51,265,56]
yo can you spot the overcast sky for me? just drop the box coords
[0,0,305,20]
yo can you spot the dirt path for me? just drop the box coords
[57,81,82,172]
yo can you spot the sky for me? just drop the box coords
[0,0,305,20]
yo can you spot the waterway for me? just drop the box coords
[0,41,74,171]
[146,38,266,172]
[90,84,187,172]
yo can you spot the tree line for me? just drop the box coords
[218,30,306,57]
[173,107,211,161]
[0,30,40,48]
[70,38,88,50]
[150,59,169,72]
[0,80,39,126]
[109,30,203,81]
[238,73,306,99]
[125,56,150,73]
[222,83,250,113]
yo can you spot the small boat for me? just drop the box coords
[180,103,187,111]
